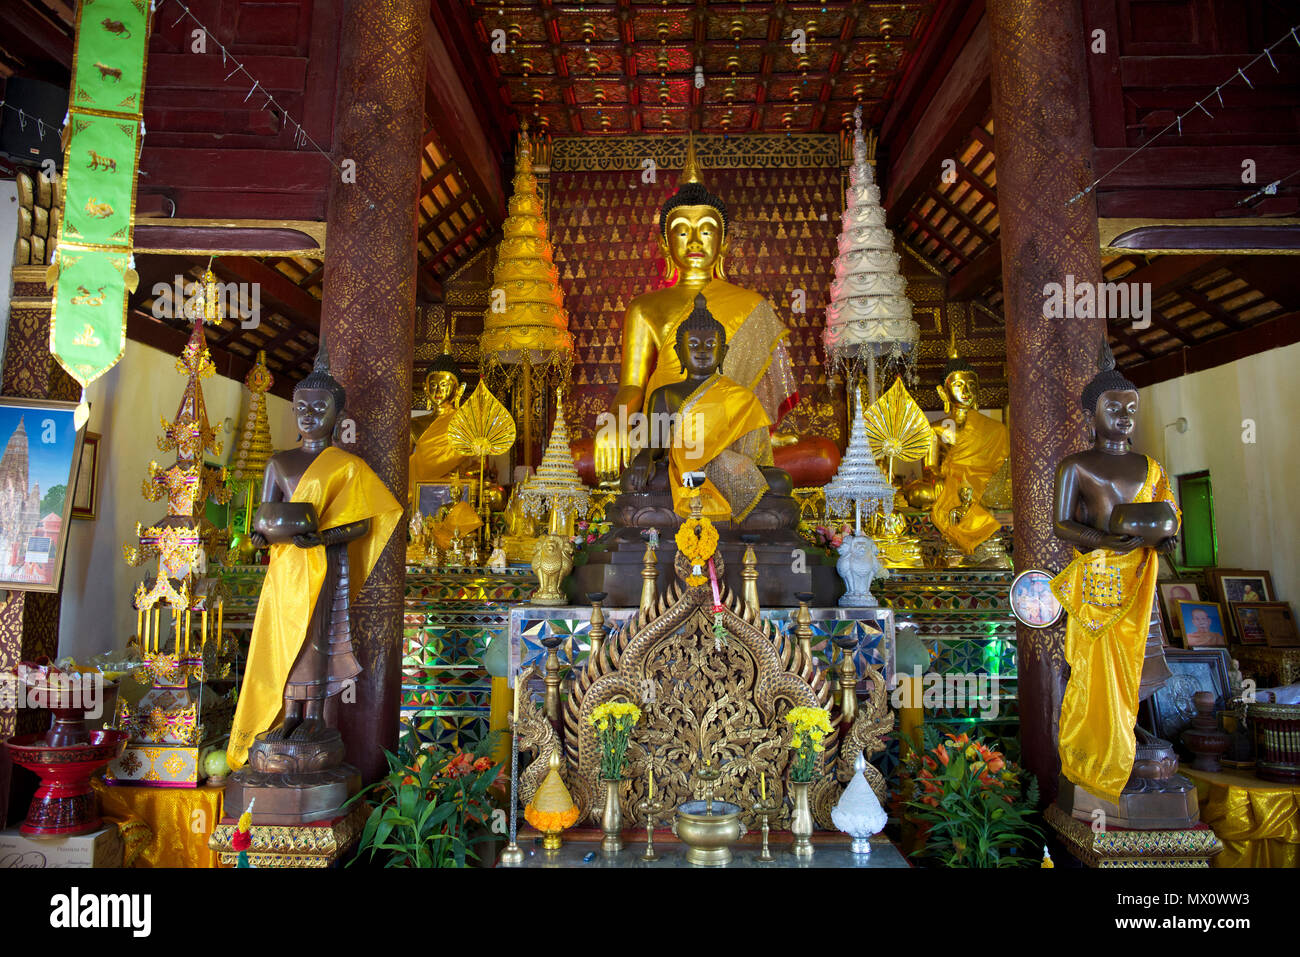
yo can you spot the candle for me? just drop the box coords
[649,767,654,801]
[137,605,143,643]
[201,609,208,647]
[185,608,192,655]
[761,771,766,800]
[217,602,223,651]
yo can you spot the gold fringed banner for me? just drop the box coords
[48,0,151,387]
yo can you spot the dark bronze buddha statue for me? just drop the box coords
[1049,339,1196,830]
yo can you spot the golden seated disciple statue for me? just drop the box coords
[408,336,471,499]
[589,135,800,481]
[903,342,1009,556]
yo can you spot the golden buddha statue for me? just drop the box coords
[903,339,1009,556]
[591,135,799,480]
[408,332,471,501]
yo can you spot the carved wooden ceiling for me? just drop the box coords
[466,0,939,134]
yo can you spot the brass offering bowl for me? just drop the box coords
[1109,502,1177,540]
[673,800,746,866]
[254,502,320,545]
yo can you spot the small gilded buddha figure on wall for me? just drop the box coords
[624,293,792,524]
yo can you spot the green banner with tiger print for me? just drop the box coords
[49,0,150,387]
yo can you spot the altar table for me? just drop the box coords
[91,778,228,868]
[1185,767,1300,868]
[502,832,909,868]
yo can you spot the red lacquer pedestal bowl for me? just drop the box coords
[5,715,128,837]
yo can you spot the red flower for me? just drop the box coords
[934,743,950,766]
[472,756,492,772]
[231,829,251,852]
[445,752,474,778]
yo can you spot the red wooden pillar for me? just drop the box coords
[320,0,425,782]
[988,0,1106,803]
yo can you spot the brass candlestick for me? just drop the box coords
[753,796,780,863]
[696,760,721,813]
[794,592,815,668]
[638,797,664,861]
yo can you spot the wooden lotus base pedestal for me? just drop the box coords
[208,802,368,868]
[1045,804,1222,868]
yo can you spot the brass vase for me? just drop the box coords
[601,778,624,854]
[790,780,814,857]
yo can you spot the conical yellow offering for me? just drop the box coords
[524,751,579,849]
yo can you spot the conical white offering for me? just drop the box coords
[831,753,888,855]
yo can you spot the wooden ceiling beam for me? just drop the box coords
[884,9,990,227]
[126,308,295,400]
[948,238,1002,300]
[212,256,321,332]
[0,1,71,69]
[424,214,489,275]
[419,199,476,244]
[425,14,507,225]
[1127,310,1300,389]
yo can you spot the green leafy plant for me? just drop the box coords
[349,729,503,868]
[904,726,1041,868]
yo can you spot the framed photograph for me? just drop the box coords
[0,398,84,592]
[69,430,100,520]
[1158,582,1201,637]
[1149,648,1233,749]
[1229,602,1269,646]
[415,480,472,518]
[1217,571,1273,605]
[1009,569,1063,628]
[1177,600,1228,648]
[1239,601,1300,648]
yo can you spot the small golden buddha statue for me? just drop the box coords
[903,339,1009,556]
[591,134,799,480]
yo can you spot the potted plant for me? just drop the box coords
[350,730,503,868]
[904,728,1041,868]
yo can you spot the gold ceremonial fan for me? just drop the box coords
[448,381,517,458]
[863,376,932,465]
[448,382,517,538]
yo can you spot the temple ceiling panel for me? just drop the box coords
[467,0,938,135]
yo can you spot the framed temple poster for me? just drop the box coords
[0,397,85,592]
[70,430,100,520]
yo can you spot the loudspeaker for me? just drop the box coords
[0,77,67,168]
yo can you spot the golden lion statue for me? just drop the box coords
[530,534,574,606]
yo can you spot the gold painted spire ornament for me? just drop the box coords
[481,123,573,462]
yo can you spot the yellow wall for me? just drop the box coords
[58,340,299,662]
[1134,341,1300,605]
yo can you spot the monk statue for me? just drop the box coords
[1049,338,1196,829]
[905,339,1009,557]
[225,339,402,823]
[624,293,792,524]
[408,332,471,499]
[591,134,799,481]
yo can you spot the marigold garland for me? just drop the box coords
[675,516,719,586]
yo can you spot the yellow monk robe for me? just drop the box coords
[643,279,798,425]
[669,373,772,521]
[930,411,1009,554]
[228,446,402,769]
[1050,456,1180,803]
[408,408,470,502]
